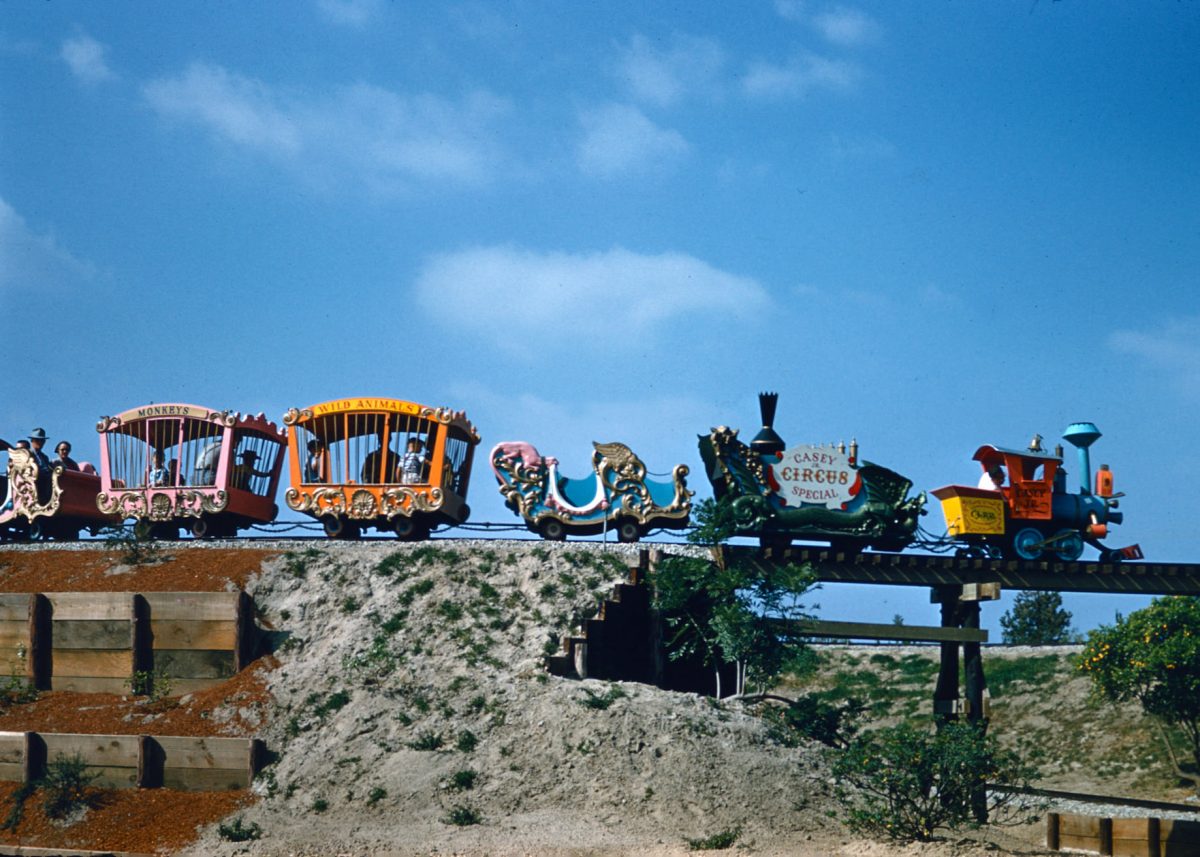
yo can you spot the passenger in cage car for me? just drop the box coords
[398,437,426,484]
[361,434,394,484]
[232,449,271,491]
[148,449,172,487]
[194,439,222,485]
[304,439,327,483]
[55,441,79,472]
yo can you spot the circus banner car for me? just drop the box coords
[283,397,479,540]
[96,403,286,539]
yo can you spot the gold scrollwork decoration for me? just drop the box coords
[6,450,64,522]
[349,489,378,519]
[95,415,122,433]
[381,487,444,519]
[285,486,349,517]
[282,407,313,426]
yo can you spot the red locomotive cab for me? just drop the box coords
[973,445,1060,522]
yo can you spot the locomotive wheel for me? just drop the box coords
[1010,527,1045,561]
[539,519,567,541]
[1053,530,1085,562]
[616,519,642,543]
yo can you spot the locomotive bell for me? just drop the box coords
[751,391,786,456]
[1063,422,1102,496]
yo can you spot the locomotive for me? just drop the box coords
[0,392,1141,562]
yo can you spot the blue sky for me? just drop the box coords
[2,1,1198,636]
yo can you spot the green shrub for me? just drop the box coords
[578,685,627,710]
[409,731,444,751]
[41,753,99,819]
[831,722,1037,842]
[218,815,263,841]
[456,730,478,753]
[367,786,387,806]
[686,827,741,850]
[375,552,407,578]
[311,797,329,812]
[450,769,477,791]
[445,804,482,826]
[767,694,864,749]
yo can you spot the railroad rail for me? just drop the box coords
[991,784,1200,815]
[732,545,1200,597]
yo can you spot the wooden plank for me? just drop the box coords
[1061,814,1103,836]
[1061,834,1101,852]
[139,592,240,621]
[50,676,129,694]
[52,620,131,650]
[162,766,250,791]
[47,593,132,621]
[41,734,140,767]
[153,649,235,680]
[786,618,988,643]
[155,736,254,769]
[168,677,230,695]
[150,620,237,650]
[51,649,132,678]
[0,763,23,783]
[1112,817,1150,838]
[0,595,31,623]
[0,733,25,766]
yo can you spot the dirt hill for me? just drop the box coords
[0,540,1192,856]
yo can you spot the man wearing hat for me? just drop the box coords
[27,428,54,505]
[28,429,54,475]
[231,449,271,492]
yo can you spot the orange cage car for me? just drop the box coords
[283,396,479,539]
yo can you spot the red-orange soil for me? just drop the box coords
[0,781,252,854]
[0,546,280,592]
[0,545,278,853]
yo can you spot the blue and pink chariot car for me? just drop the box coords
[490,440,691,542]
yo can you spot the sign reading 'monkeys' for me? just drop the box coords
[772,444,862,509]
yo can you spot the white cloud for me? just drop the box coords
[743,52,861,99]
[1110,316,1200,399]
[143,63,510,189]
[577,104,688,177]
[315,0,383,27]
[811,8,880,47]
[0,198,95,295]
[615,33,725,107]
[144,63,302,155]
[414,245,769,354]
[61,33,115,85]
[774,0,806,23]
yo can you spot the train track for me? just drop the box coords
[990,784,1200,815]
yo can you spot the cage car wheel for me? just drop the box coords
[538,519,567,541]
[1009,527,1045,561]
[322,515,352,539]
[1053,529,1085,562]
[393,517,429,541]
[191,517,213,540]
[616,519,642,543]
[28,520,48,542]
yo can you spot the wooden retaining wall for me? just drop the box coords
[0,592,253,694]
[1048,811,1200,857]
[0,731,262,792]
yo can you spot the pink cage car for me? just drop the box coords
[96,403,285,539]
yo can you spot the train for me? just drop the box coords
[0,393,1141,562]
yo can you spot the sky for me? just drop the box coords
[2,1,1198,638]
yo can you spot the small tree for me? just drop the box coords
[653,498,815,697]
[832,722,1037,842]
[1079,596,1200,787]
[999,591,1074,645]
